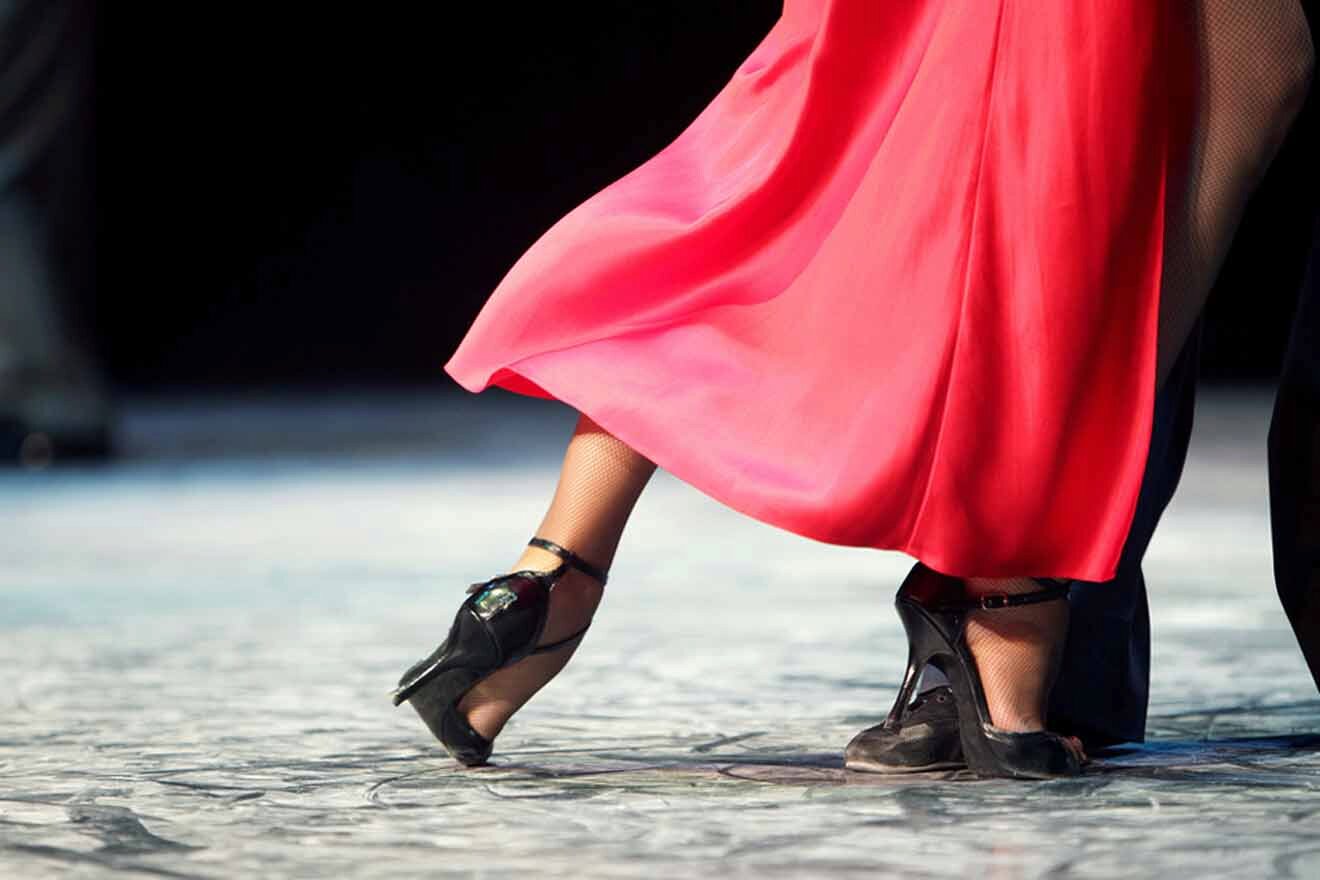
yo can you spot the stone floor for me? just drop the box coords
[2,388,1318,879]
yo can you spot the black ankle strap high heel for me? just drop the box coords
[390,536,609,766]
[882,563,1081,779]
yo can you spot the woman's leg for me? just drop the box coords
[458,411,656,740]
[962,577,1071,734]
[964,0,1314,745]
[1156,0,1314,386]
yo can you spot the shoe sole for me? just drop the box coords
[404,666,492,766]
[844,755,966,774]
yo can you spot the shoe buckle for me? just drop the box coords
[979,593,1011,610]
[471,583,518,619]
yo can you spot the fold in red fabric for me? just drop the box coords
[445,1,1196,581]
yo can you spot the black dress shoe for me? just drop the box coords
[883,564,1081,778]
[844,685,965,773]
[391,536,609,766]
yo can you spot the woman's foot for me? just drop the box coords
[456,543,604,741]
[963,577,1087,766]
[396,410,653,762]
[450,413,653,743]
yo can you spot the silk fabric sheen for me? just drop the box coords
[445,1,1195,581]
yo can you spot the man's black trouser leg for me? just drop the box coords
[1270,217,1320,692]
[1048,0,1318,745]
[1047,326,1202,747]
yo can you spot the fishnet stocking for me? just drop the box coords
[961,576,1086,760]
[1157,0,1314,385]
[459,411,656,741]
[963,577,1068,728]
[967,1,1313,753]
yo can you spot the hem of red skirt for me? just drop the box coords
[444,357,1122,584]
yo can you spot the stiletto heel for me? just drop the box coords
[881,562,1081,779]
[881,649,923,731]
[390,536,609,766]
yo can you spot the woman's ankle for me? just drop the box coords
[962,576,1069,734]
[507,546,601,634]
[456,559,604,741]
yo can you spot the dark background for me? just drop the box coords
[89,3,1319,390]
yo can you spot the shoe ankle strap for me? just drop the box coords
[927,577,1069,611]
[969,579,1069,610]
[527,537,610,586]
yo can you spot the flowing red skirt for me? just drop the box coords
[444,1,1196,581]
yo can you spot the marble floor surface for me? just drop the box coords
[2,388,1318,879]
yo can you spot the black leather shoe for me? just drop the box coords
[391,536,608,766]
[886,563,1081,778]
[844,686,965,773]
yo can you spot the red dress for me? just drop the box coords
[444,1,1195,582]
